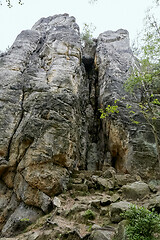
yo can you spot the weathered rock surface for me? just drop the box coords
[110,201,130,223]
[0,13,160,238]
[121,181,150,200]
[1,202,43,237]
[95,30,160,178]
[0,14,85,236]
[89,229,115,240]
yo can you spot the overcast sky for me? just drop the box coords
[0,0,159,51]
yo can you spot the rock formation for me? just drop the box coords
[0,13,159,238]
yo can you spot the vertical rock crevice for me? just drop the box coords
[6,87,25,162]
[80,40,106,171]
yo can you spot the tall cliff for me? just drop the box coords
[0,14,159,237]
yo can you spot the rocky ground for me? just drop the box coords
[1,167,160,240]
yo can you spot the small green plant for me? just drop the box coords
[121,205,160,240]
[99,100,120,119]
[81,23,96,46]
[83,209,96,220]
[20,218,30,222]
[87,224,93,232]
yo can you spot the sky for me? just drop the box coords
[0,0,159,51]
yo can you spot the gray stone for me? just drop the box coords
[96,177,115,190]
[110,193,120,203]
[148,180,160,193]
[115,174,138,187]
[148,195,160,212]
[101,196,111,206]
[90,200,101,209]
[61,230,83,240]
[114,220,127,240]
[1,202,43,237]
[14,172,53,213]
[89,228,115,240]
[53,196,61,208]
[122,181,150,200]
[110,201,130,223]
[102,168,116,179]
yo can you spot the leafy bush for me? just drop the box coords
[121,205,160,240]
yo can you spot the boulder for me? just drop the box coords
[114,220,127,240]
[53,197,61,208]
[110,201,130,223]
[101,196,112,206]
[14,172,53,213]
[148,180,160,193]
[1,202,43,237]
[122,181,150,200]
[110,194,120,203]
[102,167,116,179]
[89,228,115,240]
[148,195,160,213]
[96,177,115,190]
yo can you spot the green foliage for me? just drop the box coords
[130,119,140,124]
[121,205,160,240]
[152,98,160,105]
[83,209,96,220]
[99,101,119,119]
[20,218,30,222]
[81,23,96,46]
[124,59,159,95]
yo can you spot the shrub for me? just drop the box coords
[121,205,160,240]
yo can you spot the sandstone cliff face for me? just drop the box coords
[0,14,159,237]
[95,30,159,178]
